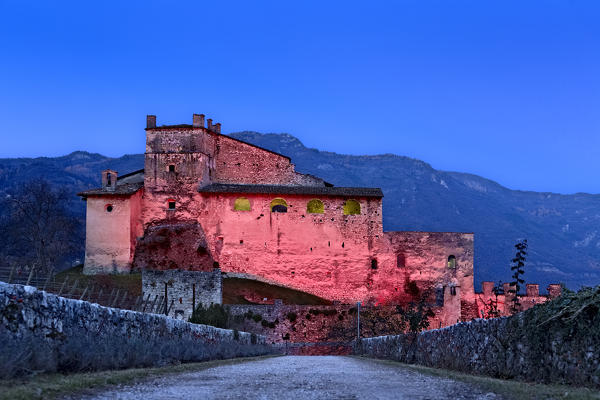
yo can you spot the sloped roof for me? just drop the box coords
[78,182,144,197]
[198,183,383,198]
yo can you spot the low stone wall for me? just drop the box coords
[355,303,600,388]
[0,282,272,379]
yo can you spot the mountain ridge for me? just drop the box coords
[1,132,598,290]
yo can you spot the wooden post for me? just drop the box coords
[107,288,116,306]
[67,279,79,297]
[26,267,35,286]
[57,277,69,296]
[164,283,168,315]
[7,265,16,284]
[111,289,121,307]
[150,295,159,313]
[192,283,196,315]
[42,269,54,291]
[96,288,104,304]
[142,294,152,313]
[79,285,89,301]
[167,299,175,316]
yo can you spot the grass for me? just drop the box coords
[352,356,600,400]
[55,265,142,297]
[222,277,331,305]
[0,356,277,400]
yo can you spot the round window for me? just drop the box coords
[106,204,113,213]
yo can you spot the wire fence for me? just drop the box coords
[0,265,178,316]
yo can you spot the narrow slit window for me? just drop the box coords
[447,255,456,269]
[168,165,175,172]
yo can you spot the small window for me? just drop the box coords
[396,253,405,268]
[106,204,113,213]
[107,175,112,186]
[307,199,324,214]
[343,199,361,215]
[447,255,456,269]
[167,198,176,210]
[270,198,288,213]
[450,285,457,296]
[371,259,378,270]
[168,165,175,172]
[234,197,251,211]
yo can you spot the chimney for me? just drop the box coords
[146,115,156,129]
[482,281,495,296]
[207,118,213,131]
[214,122,221,134]
[193,113,205,128]
[526,284,539,297]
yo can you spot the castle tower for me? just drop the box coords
[143,114,219,193]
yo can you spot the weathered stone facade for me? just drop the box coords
[0,282,271,378]
[142,269,222,319]
[355,298,600,388]
[78,113,558,327]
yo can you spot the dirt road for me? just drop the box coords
[76,356,501,399]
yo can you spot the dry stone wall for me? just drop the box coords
[355,302,600,388]
[0,282,272,379]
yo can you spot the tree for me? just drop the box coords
[482,280,503,318]
[0,179,79,273]
[509,239,528,314]
[397,290,435,334]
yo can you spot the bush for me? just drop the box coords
[252,314,262,323]
[188,303,231,329]
[286,312,297,322]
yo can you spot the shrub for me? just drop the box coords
[286,312,297,322]
[188,303,231,329]
[252,314,262,323]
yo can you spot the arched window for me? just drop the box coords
[270,198,288,213]
[343,199,361,215]
[396,253,405,268]
[307,199,324,214]
[167,198,176,210]
[447,255,456,269]
[234,197,251,211]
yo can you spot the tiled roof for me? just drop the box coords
[198,183,383,198]
[77,182,144,197]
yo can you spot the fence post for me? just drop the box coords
[96,288,104,304]
[357,302,361,340]
[111,289,121,308]
[142,294,151,313]
[57,277,69,296]
[67,279,79,297]
[79,285,89,301]
[42,269,54,291]
[7,265,16,284]
[150,295,159,313]
[26,266,35,286]
[167,299,175,316]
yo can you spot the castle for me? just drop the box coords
[78,114,559,326]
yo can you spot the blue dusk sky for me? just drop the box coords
[0,1,599,194]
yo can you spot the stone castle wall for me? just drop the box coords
[0,282,271,379]
[142,269,222,319]
[355,303,600,388]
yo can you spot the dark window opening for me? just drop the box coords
[342,242,345,248]
[106,204,113,213]
[168,165,175,172]
[450,286,457,296]
[396,253,405,268]
[240,239,244,244]
[168,201,176,210]
[107,175,112,186]
[272,204,287,213]
[447,255,457,269]
[371,259,378,269]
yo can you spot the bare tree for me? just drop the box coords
[0,179,79,273]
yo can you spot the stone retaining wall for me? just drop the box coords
[355,310,600,388]
[0,282,272,379]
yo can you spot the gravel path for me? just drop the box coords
[75,356,501,400]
